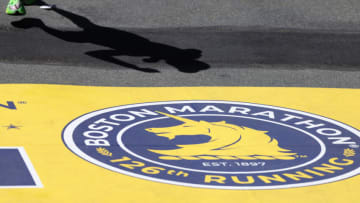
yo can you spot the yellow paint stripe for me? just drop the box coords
[0,84,358,203]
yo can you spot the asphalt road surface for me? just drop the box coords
[0,1,360,87]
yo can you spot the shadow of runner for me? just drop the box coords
[11,6,210,73]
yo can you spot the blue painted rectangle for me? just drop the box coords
[0,149,36,186]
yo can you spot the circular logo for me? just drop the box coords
[62,101,360,189]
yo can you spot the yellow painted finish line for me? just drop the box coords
[0,84,359,203]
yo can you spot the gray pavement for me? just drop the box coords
[1,62,359,88]
[1,1,360,88]
[1,0,360,30]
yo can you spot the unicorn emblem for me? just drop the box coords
[146,112,297,160]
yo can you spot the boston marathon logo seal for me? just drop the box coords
[62,101,360,189]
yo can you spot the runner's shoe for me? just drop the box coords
[6,0,26,15]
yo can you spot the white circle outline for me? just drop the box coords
[117,114,325,174]
[62,100,360,190]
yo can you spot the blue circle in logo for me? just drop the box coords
[63,101,360,189]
